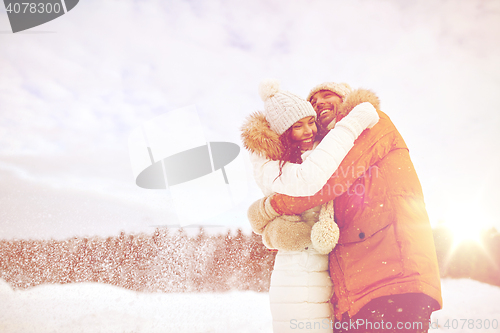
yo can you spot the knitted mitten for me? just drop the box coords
[262,215,312,251]
[247,196,280,235]
[311,200,340,254]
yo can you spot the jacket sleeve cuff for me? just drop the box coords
[271,193,294,215]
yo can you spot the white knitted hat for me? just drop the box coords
[259,79,317,135]
[306,82,353,102]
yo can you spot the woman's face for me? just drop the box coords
[290,116,317,151]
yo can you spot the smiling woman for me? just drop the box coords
[289,116,317,151]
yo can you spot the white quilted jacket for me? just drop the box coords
[269,207,334,333]
[256,147,339,333]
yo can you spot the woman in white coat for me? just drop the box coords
[241,79,379,332]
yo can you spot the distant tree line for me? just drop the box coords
[0,228,275,292]
[1,226,499,292]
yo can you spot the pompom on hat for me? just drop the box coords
[259,78,317,135]
[306,82,353,103]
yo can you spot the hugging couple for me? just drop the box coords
[241,79,442,333]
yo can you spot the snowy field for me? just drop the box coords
[1,278,499,333]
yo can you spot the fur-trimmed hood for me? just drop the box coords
[241,111,284,161]
[241,88,381,161]
[336,88,380,121]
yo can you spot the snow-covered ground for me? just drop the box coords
[1,278,499,333]
[0,279,273,333]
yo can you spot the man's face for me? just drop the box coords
[310,90,342,130]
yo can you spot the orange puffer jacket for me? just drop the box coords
[271,110,442,320]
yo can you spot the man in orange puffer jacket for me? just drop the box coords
[251,83,442,333]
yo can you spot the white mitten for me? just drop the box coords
[336,102,379,136]
[247,196,280,235]
[262,215,312,251]
[311,201,340,254]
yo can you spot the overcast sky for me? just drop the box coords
[1,0,499,239]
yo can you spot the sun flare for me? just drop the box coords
[442,208,491,247]
[449,222,483,245]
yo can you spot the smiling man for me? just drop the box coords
[250,82,443,333]
[308,82,352,136]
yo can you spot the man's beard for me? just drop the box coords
[317,111,337,138]
[317,103,337,129]
[317,117,336,139]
